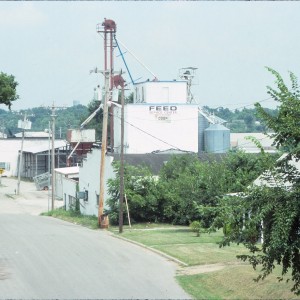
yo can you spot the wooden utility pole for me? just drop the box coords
[98,70,110,227]
[17,113,26,195]
[17,112,32,195]
[119,85,125,233]
[51,103,56,211]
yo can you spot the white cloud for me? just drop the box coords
[0,2,46,26]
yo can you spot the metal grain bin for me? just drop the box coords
[204,124,230,153]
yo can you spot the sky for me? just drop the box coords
[1,1,300,111]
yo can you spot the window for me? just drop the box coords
[0,162,10,170]
[68,195,76,208]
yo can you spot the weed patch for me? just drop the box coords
[41,209,98,229]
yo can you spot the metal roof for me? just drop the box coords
[230,133,276,153]
[14,131,50,138]
[134,80,186,85]
[23,140,67,154]
[54,166,79,175]
[198,107,227,125]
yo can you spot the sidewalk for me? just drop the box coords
[0,177,63,215]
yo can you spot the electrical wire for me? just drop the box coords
[208,96,275,111]
[111,112,185,151]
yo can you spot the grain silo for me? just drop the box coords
[204,123,230,153]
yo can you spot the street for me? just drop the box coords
[0,178,190,299]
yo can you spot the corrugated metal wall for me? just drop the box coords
[204,124,230,153]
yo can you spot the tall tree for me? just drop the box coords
[217,68,300,295]
[256,68,300,158]
[0,72,19,109]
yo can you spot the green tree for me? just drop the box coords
[203,105,276,133]
[217,68,300,295]
[106,161,160,224]
[106,152,275,227]
[157,154,205,225]
[83,99,103,140]
[0,72,19,109]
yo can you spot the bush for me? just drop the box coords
[190,221,202,237]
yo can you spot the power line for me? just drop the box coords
[112,113,185,151]
[209,96,274,111]
[207,135,275,154]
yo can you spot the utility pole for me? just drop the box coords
[119,84,125,233]
[17,112,32,195]
[51,103,56,211]
[48,121,51,212]
[98,70,110,228]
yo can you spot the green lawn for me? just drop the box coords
[115,227,222,246]
[155,243,249,265]
[114,227,249,265]
[177,265,295,299]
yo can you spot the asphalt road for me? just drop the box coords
[0,178,190,299]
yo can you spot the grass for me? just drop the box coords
[110,222,185,230]
[156,243,249,265]
[176,265,295,299]
[113,227,249,265]
[112,227,222,246]
[41,209,98,229]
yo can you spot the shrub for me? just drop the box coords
[190,220,202,237]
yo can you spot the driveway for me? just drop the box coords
[0,178,190,299]
[0,177,62,215]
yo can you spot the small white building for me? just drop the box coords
[54,166,79,201]
[78,149,115,216]
[134,80,187,104]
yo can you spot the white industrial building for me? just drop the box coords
[113,80,230,154]
[113,103,199,153]
[133,80,187,104]
[0,138,68,178]
[230,133,276,153]
[113,80,199,154]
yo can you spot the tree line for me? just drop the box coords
[0,105,89,138]
[204,105,278,132]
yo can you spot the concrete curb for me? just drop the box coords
[109,232,189,267]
